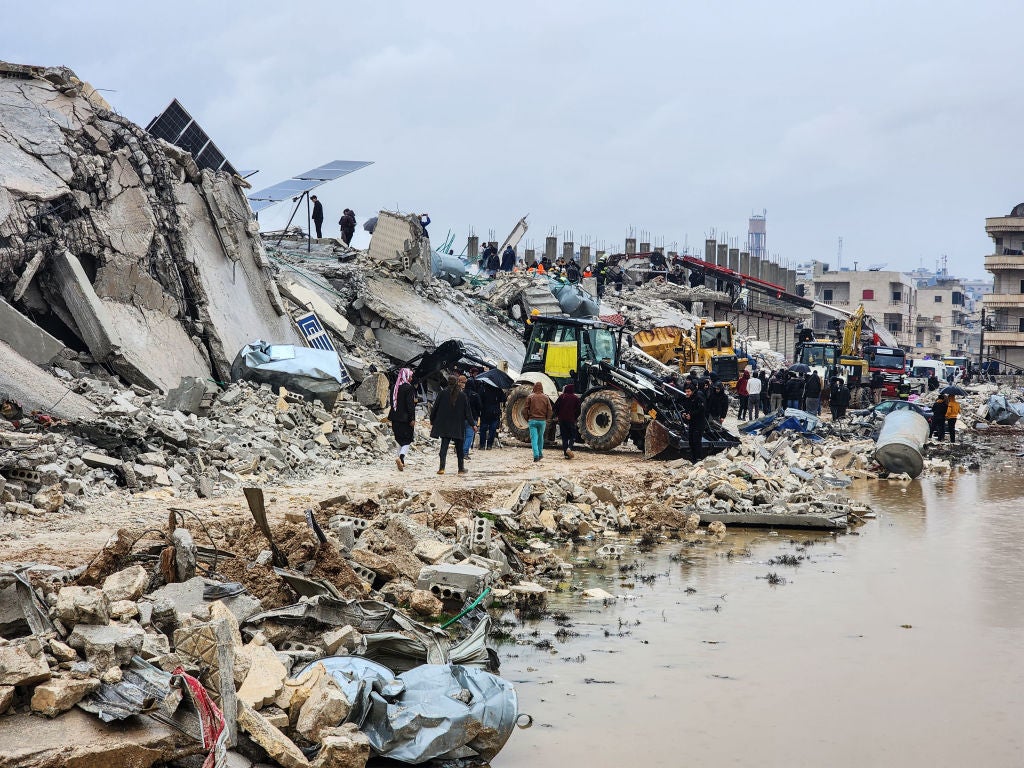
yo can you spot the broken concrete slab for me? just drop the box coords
[237,640,287,709]
[295,673,351,742]
[313,723,371,768]
[277,275,355,343]
[67,622,145,672]
[101,565,149,603]
[238,702,310,768]
[0,708,205,768]
[55,586,111,626]
[0,341,97,422]
[0,297,64,365]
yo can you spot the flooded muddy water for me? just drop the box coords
[497,471,1024,767]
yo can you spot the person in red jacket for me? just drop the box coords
[736,370,750,420]
[553,384,582,459]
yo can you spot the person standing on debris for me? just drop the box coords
[525,381,553,462]
[870,370,885,404]
[746,370,762,419]
[828,376,843,420]
[927,371,940,392]
[339,208,356,246]
[682,381,707,461]
[389,368,417,471]
[553,383,582,459]
[804,371,823,415]
[430,375,474,474]
[486,247,501,278]
[931,394,948,442]
[501,245,516,272]
[460,376,482,460]
[419,213,431,236]
[944,394,961,443]
[478,380,507,450]
[310,195,324,238]
[784,372,804,410]
[769,371,784,412]
[833,378,851,420]
[758,370,771,414]
[736,370,750,420]
[707,381,730,424]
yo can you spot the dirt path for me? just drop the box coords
[0,440,650,567]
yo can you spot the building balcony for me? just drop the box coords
[983,293,1024,307]
[984,253,1024,271]
[985,216,1024,235]
[818,299,850,306]
[984,330,1024,346]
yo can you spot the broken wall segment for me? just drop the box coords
[366,211,432,284]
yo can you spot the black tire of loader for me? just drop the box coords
[503,384,536,444]
[577,389,632,451]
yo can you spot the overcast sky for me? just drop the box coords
[6,0,1022,279]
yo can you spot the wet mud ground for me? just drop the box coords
[497,470,1024,767]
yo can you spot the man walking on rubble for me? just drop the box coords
[477,378,506,450]
[769,371,784,412]
[525,381,553,462]
[804,370,823,415]
[339,208,356,246]
[707,381,729,424]
[784,372,804,410]
[736,370,750,420]
[310,195,324,238]
[430,376,474,475]
[553,383,582,459]
[870,370,885,404]
[682,381,707,462]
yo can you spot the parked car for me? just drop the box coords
[851,399,933,425]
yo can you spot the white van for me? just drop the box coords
[909,359,948,383]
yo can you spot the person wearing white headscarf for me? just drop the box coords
[389,368,417,470]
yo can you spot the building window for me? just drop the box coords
[823,289,833,302]
[862,289,874,300]
[892,291,902,302]
[934,334,941,342]
[933,315,941,322]
[952,292,964,305]
[888,322,900,333]
[1020,279,1024,294]
[1019,318,1024,333]
[934,295,942,303]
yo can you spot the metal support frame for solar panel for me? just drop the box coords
[146,99,239,177]
[246,160,373,252]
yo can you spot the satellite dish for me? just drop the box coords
[867,263,887,271]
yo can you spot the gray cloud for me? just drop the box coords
[5,0,1022,276]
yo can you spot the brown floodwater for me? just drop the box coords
[496,470,1024,767]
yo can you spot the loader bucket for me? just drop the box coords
[644,420,672,459]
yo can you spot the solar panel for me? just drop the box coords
[146,98,239,177]
[247,160,374,213]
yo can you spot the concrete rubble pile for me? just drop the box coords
[0,377,396,520]
[0,62,301,417]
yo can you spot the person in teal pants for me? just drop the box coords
[524,381,553,462]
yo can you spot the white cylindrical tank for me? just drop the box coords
[873,409,930,478]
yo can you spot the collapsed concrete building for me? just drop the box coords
[0,61,300,409]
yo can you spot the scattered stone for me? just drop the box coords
[321,626,362,656]
[238,703,310,768]
[31,676,100,717]
[0,642,51,686]
[237,640,287,710]
[101,564,149,603]
[296,673,351,742]
[67,622,145,672]
[313,723,372,768]
[406,589,443,618]
[56,585,110,625]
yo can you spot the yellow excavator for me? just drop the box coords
[633,320,744,385]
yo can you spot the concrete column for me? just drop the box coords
[544,237,557,262]
[750,255,762,280]
[704,239,716,263]
[639,241,650,253]
[716,244,728,268]
[625,238,637,255]
[562,241,574,262]
[728,248,740,272]
[739,250,749,276]
[579,246,592,266]
[524,249,536,266]
[786,269,797,294]
[467,236,479,262]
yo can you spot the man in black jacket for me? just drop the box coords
[310,195,324,238]
[477,382,507,450]
[500,246,516,272]
[682,381,707,462]
[784,373,804,410]
[339,208,356,245]
[706,382,729,424]
[460,377,482,459]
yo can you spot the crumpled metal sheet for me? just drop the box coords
[307,657,518,764]
[364,662,518,764]
[230,340,345,406]
[985,394,1024,425]
[78,656,182,722]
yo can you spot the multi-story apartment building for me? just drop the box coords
[983,203,1024,368]
[811,265,917,349]
[913,277,969,357]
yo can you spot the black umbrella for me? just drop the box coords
[363,216,378,234]
[476,368,515,389]
[788,363,811,374]
[940,385,967,396]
